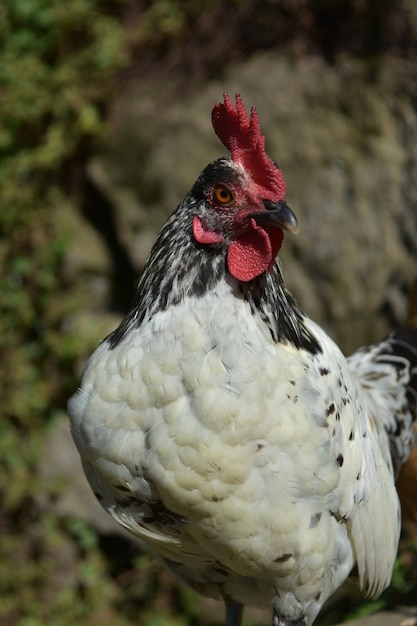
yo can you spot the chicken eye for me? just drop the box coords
[214,184,233,204]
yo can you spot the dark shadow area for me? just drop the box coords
[82,175,138,314]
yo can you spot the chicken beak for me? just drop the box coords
[250,200,299,234]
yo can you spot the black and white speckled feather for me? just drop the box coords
[109,158,320,354]
[348,327,417,476]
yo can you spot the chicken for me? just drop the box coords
[68,94,417,626]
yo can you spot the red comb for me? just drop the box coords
[211,94,286,200]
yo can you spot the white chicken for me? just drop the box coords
[69,94,417,626]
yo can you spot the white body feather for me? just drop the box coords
[69,278,402,624]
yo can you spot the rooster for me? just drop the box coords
[68,94,417,626]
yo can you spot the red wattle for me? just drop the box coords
[227,219,283,282]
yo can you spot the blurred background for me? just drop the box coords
[1,1,417,625]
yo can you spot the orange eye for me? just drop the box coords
[214,184,233,204]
